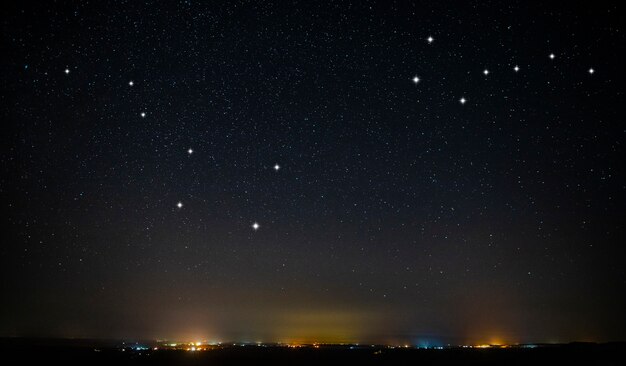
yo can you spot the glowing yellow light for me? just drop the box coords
[195,342,202,346]
[190,346,196,351]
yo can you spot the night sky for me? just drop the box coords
[1,1,625,345]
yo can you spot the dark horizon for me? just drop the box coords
[1,338,624,366]
[1,1,624,346]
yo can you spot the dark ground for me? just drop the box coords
[1,338,625,365]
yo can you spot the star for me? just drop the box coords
[483,69,489,75]
[459,97,467,105]
[549,53,555,59]
[129,80,134,86]
[427,36,434,43]
[252,222,260,230]
[176,202,183,208]
[188,148,193,155]
[412,76,420,84]
[140,112,146,118]
[514,65,520,72]
[274,164,280,171]
[588,68,595,74]
[64,68,70,74]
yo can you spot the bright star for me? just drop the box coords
[274,164,280,171]
[129,80,134,86]
[549,53,555,59]
[412,76,420,84]
[427,36,434,43]
[140,112,146,118]
[588,68,595,74]
[514,65,520,72]
[188,148,193,154]
[483,69,489,75]
[64,68,70,74]
[176,202,183,208]
[459,97,466,105]
[252,222,260,230]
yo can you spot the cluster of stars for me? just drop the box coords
[61,40,597,238]
[409,48,595,105]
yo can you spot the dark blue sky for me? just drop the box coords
[1,1,624,344]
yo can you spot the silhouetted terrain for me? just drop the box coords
[1,338,625,365]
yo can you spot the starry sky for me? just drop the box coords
[1,1,625,345]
